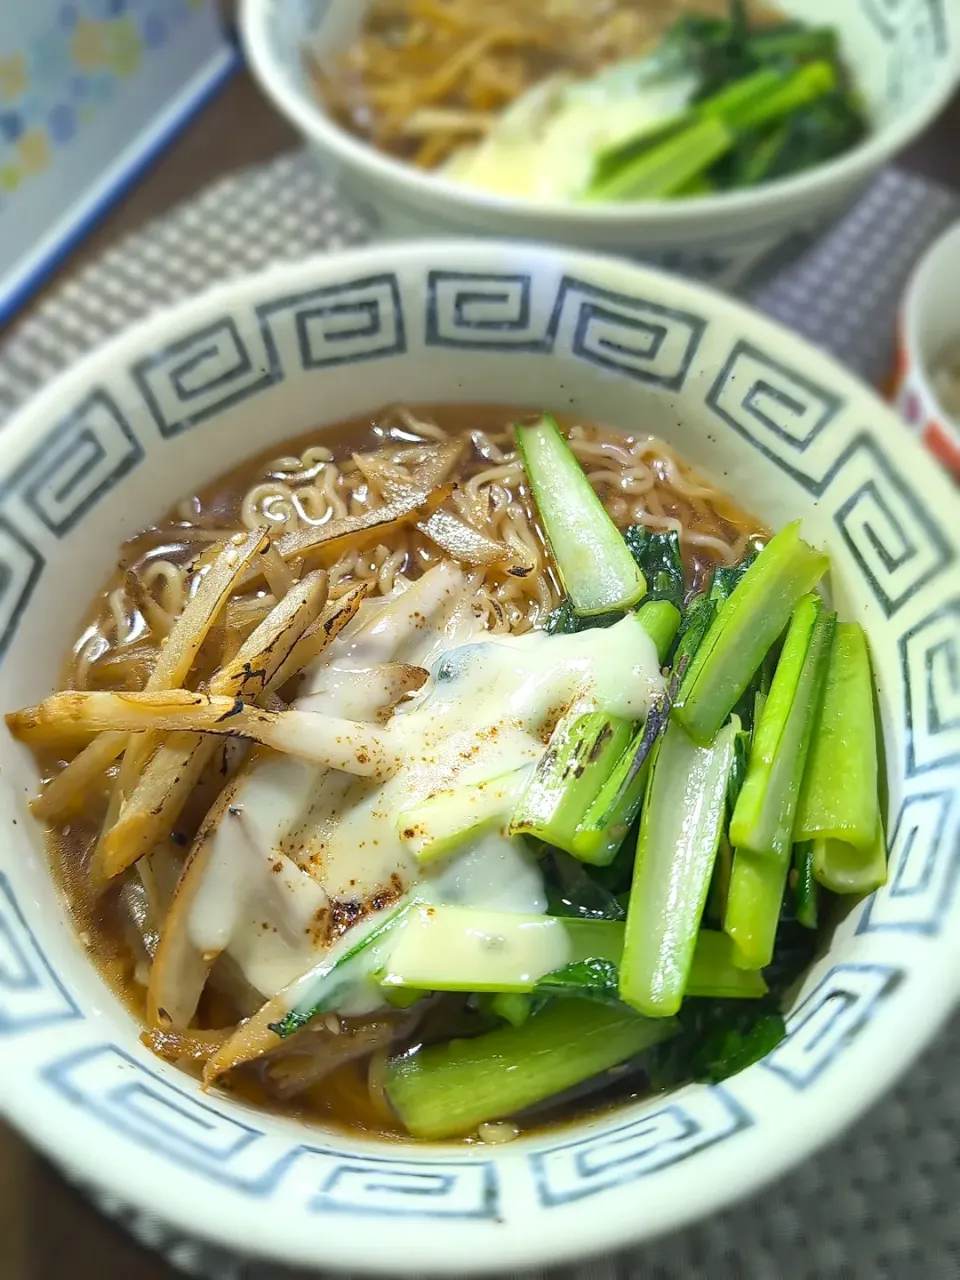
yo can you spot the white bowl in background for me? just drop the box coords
[240,0,960,289]
[0,241,959,1275]
[894,219,960,483]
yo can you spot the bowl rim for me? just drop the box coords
[239,0,960,228]
[1,240,960,1275]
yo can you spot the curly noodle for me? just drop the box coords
[66,406,762,681]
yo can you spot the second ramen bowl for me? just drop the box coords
[1,240,959,1275]
[241,0,960,288]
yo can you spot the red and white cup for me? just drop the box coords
[893,220,960,484]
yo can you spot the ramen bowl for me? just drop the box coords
[241,0,960,289]
[1,240,959,1275]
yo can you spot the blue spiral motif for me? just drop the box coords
[0,516,44,664]
[705,340,845,487]
[862,0,950,105]
[42,1044,499,1216]
[309,1155,498,1219]
[704,346,954,613]
[425,272,706,388]
[258,274,406,376]
[830,436,954,617]
[560,277,705,390]
[9,389,143,535]
[763,964,903,1090]
[900,600,960,776]
[0,874,80,1035]
[858,790,960,935]
[133,317,275,439]
[426,271,545,350]
[862,0,947,45]
[530,1088,750,1206]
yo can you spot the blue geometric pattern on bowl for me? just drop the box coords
[1,255,958,1230]
[705,346,955,616]
[857,790,960,936]
[425,272,706,389]
[0,872,81,1036]
[762,964,904,1091]
[530,1087,751,1207]
[43,1044,499,1217]
[133,275,407,438]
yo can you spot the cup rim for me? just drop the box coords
[901,219,960,388]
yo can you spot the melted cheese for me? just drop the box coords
[446,68,696,201]
[187,608,663,1006]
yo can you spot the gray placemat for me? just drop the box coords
[3,151,960,1280]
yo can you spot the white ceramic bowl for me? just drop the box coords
[893,219,960,483]
[240,0,960,289]
[1,241,959,1276]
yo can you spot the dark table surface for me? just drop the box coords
[1,66,959,1280]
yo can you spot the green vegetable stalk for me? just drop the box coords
[380,908,767,1002]
[724,847,788,970]
[635,599,682,663]
[571,660,685,866]
[675,521,829,746]
[729,595,835,861]
[398,767,530,865]
[384,1001,677,1139]
[620,717,738,1016]
[812,823,887,896]
[509,710,634,854]
[515,416,646,615]
[586,114,734,202]
[795,622,879,850]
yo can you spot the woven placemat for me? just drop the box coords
[3,151,960,1280]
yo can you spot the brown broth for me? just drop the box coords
[35,405,766,1141]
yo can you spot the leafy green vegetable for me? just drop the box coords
[542,848,627,921]
[536,956,621,1004]
[635,600,682,664]
[623,527,686,611]
[675,521,829,746]
[587,114,734,202]
[730,598,836,862]
[710,544,760,602]
[545,600,622,635]
[649,999,786,1086]
[647,852,819,1087]
[793,840,819,929]
[795,622,878,850]
[620,717,738,1017]
[584,2,869,203]
[812,826,887,896]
